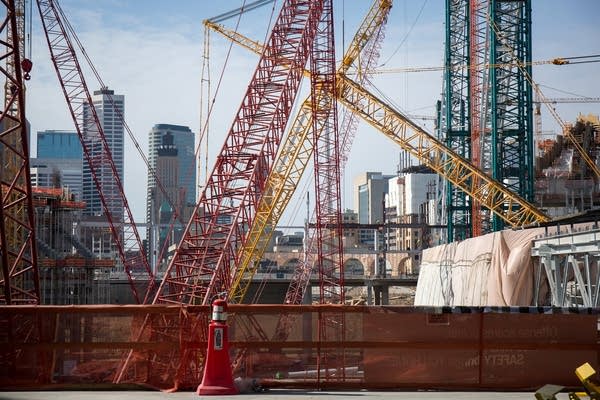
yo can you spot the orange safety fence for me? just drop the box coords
[0,305,598,391]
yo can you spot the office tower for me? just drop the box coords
[147,124,196,208]
[146,124,196,271]
[82,87,124,218]
[37,129,82,159]
[78,88,124,261]
[353,172,393,248]
[31,130,83,199]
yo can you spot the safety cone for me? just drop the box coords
[196,298,238,396]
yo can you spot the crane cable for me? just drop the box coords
[362,54,600,75]
[379,0,429,68]
[196,0,280,186]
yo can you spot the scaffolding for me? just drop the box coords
[33,187,113,304]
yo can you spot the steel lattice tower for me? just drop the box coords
[489,0,534,231]
[0,0,40,304]
[443,0,471,242]
[442,0,533,240]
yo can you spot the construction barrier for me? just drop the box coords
[0,305,597,391]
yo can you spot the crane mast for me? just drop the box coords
[310,0,343,305]
[0,0,40,304]
[469,0,490,237]
[308,0,346,381]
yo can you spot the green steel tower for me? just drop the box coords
[440,0,533,241]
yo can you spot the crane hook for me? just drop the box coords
[21,58,32,80]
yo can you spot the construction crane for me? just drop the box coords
[307,0,345,382]
[226,0,393,305]
[223,0,391,382]
[114,0,330,389]
[0,0,40,304]
[154,0,326,306]
[36,0,156,304]
[207,22,550,229]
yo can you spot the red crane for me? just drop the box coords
[112,0,330,389]
[0,0,40,305]
[309,0,345,382]
[36,0,156,304]
[310,0,344,305]
[154,0,327,307]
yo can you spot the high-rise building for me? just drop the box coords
[37,129,82,159]
[385,166,438,274]
[82,88,124,218]
[146,124,196,271]
[31,130,83,199]
[78,88,125,262]
[147,124,196,207]
[353,172,393,248]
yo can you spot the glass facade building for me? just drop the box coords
[37,130,82,159]
[82,88,124,217]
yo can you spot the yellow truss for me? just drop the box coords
[338,75,549,227]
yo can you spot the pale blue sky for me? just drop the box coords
[27,0,600,227]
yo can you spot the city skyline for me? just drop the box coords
[26,0,600,227]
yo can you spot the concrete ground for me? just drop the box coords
[0,390,575,399]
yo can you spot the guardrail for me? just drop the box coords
[1,305,597,391]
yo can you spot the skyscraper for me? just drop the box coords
[147,124,196,208]
[146,124,196,271]
[82,88,124,218]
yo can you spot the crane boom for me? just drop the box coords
[155,0,327,306]
[340,0,392,75]
[36,0,156,304]
[208,22,550,228]
[538,97,600,104]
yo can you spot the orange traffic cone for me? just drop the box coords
[196,299,238,396]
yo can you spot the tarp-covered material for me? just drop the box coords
[415,228,545,306]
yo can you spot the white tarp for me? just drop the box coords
[415,228,544,306]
